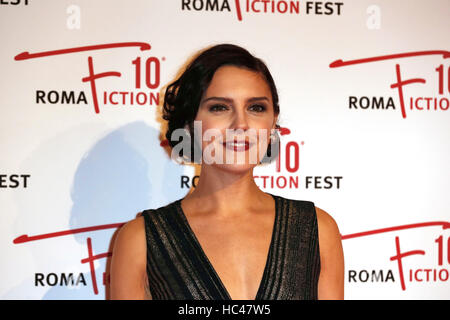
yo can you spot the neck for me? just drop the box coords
[184,164,267,215]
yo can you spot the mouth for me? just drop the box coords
[222,139,253,152]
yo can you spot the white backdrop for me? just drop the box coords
[0,0,449,299]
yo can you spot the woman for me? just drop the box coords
[110,44,344,300]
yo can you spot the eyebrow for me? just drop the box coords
[200,96,269,104]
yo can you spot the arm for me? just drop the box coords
[109,216,151,299]
[316,206,345,300]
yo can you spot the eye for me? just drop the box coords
[209,104,229,112]
[249,104,266,112]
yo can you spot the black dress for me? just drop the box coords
[141,193,320,300]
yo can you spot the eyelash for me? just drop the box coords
[208,104,267,112]
[209,104,228,112]
[250,104,266,112]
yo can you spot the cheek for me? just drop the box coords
[252,118,275,134]
[193,119,227,147]
[253,120,275,147]
[196,117,227,138]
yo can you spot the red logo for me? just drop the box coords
[330,50,450,118]
[15,42,162,114]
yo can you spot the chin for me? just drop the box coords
[208,160,259,174]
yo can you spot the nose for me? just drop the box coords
[231,108,249,132]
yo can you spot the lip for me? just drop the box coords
[222,140,252,152]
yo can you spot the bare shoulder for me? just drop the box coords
[315,206,345,299]
[116,214,146,244]
[112,214,147,266]
[315,206,341,240]
[110,214,149,299]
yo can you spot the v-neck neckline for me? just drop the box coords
[175,192,279,300]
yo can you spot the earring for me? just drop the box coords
[270,128,278,142]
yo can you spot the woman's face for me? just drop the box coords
[193,65,278,172]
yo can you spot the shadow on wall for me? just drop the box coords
[8,47,202,300]
[41,121,186,299]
